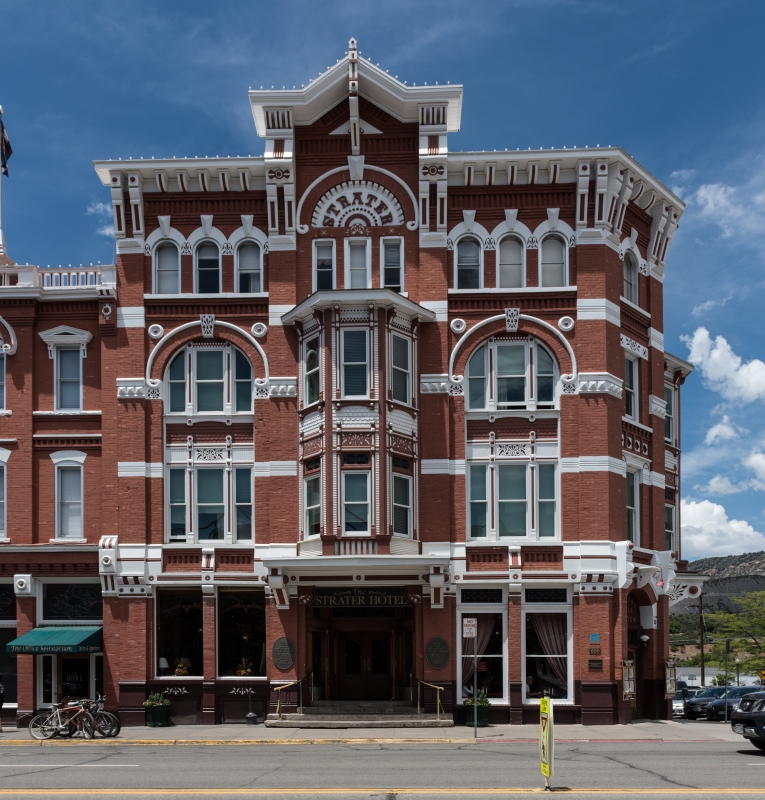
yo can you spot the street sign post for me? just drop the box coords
[539,697,554,791]
[463,617,478,740]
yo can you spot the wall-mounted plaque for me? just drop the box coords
[588,659,603,671]
[425,636,450,670]
[309,587,411,608]
[272,637,296,671]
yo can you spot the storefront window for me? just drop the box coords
[42,583,102,621]
[218,591,266,677]
[525,613,569,701]
[461,612,504,699]
[0,628,18,704]
[157,590,203,677]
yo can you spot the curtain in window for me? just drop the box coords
[531,613,567,684]
[462,613,497,684]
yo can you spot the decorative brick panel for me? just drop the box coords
[163,550,202,572]
[521,547,563,570]
[466,546,509,571]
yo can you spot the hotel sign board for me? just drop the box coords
[309,587,411,608]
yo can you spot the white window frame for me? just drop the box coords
[623,251,638,305]
[342,470,371,535]
[55,346,83,412]
[496,234,526,289]
[166,466,188,541]
[664,385,675,444]
[194,241,221,294]
[665,503,675,553]
[626,469,640,547]
[454,235,483,290]
[154,241,181,294]
[163,344,253,419]
[457,598,508,705]
[390,333,412,406]
[341,328,370,400]
[392,473,412,538]
[467,460,559,542]
[233,466,253,542]
[344,237,372,290]
[625,356,638,421]
[0,351,6,411]
[36,577,102,626]
[466,339,559,412]
[539,234,569,288]
[195,466,227,543]
[304,474,322,539]
[521,603,573,705]
[313,239,336,292]
[303,335,321,409]
[380,237,404,292]
[52,456,85,542]
[235,241,263,294]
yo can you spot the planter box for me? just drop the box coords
[464,705,490,727]
[145,705,172,727]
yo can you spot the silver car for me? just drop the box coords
[672,688,700,717]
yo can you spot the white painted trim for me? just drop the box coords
[343,236,372,290]
[648,471,666,489]
[253,461,298,477]
[0,447,10,464]
[116,307,146,328]
[420,459,466,475]
[269,304,296,326]
[419,300,448,322]
[49,450,87,465]
[576,298,620,326]
[578,372,623,397]
[648,328,664,351]
[621,334,648,360]
[118,462,163,478]
[560,456,626,477]
[623,416,654,435]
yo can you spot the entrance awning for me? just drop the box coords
[5,626,103,654]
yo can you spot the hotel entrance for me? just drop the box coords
[306,587,415,702]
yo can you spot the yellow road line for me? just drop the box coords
[0,739,469,746]
[0,790,763,796]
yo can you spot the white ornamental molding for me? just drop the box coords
[620,334,648,360]
[558,316,575,333]
[420,374,449,394]
[201,314,215,337]
[0,316,18,355]
[269,377,297,397]
[667,578,706,607]
[578,372,624,398]
[649,394,668,419]
[251,322,267,339]
[505,308,520,332]
[450,319,466,334]
[497,443,528,458]
[117,378,148,399]
[335,405,379,426]
[148,324,164,340]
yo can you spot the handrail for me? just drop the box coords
[274,672,313,719]
[417,679,445,721]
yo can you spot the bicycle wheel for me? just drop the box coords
[56,722,76,738]
[79,712,95,740]
[105,712,121,738]
[94,711,119,738]
[29,713,59,740]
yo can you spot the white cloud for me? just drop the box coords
[744,452,765,488]
[691,293,733,318]
[681,498,765,558]
[693,170,765,241]
[694,475,745,495]
[671,169,697,182]
[95,224,114,238]
[682,327,765,404]
[704,415,740,444]
[87,201,112,218]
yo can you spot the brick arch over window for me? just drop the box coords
[145,321,269,392]
[449,314,577,389]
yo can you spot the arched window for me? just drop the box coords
[196,243,220,294]
[237,243,262,293]
[539,236,566,287]
[156,243,180,294]
[457,237,481,289]
[498,236,523,289]
[623,252,638,304]
[165,345,253,416]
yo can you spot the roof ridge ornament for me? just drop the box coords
[348,38,360,156]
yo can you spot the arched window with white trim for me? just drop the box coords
[155,243,180,294]
[456,236,481,289]
[498,236,524,288]
[237,242,262,293]
[623,252,638,304]
[539,235,567,287]
[196,243,220,294]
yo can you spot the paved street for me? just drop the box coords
[0,729,763,798]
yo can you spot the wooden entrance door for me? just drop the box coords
[339,633,391,700]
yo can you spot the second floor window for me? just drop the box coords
[315,241,334,291]
[57,465,83,539]
[305,476,321,537]
[197,243,220,294]
[304,337,320,406]
[393,474,411,536]
[626,471,639,545]
[57,348,82,411]
[383,240,403,291]
[156,243,180,294]
[625,357,637,420]
[237,243,262,293]
[343,472,370,533]
[664,386,674,443]
[342,330,368,398]
[391,335,411,405]
[347,240,369,289]
[457,237,481,289]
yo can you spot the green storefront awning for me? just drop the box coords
[5,626,103,654]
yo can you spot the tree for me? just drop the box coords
[706,591,765,668]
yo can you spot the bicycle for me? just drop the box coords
[56,696,121,739]
[29,702,95,740]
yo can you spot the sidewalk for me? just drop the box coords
[0,718,742,744]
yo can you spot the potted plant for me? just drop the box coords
[464,690,490,727]
[143,693,172,727]
[235,658,253,677]
[174,659,189,677]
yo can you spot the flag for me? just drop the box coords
[0,116,12,177]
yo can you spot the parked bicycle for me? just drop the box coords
[57,695,121,739]
[28,695,120,740]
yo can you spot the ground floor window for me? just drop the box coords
[460,612,505,700]
[36,653,102,706]
[157,590,203,677]
[0,627,17,704]
[218,591,266,677]
[524,612,569,701]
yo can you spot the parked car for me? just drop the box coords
[683,686,728,719]
[672,688,700,717]
[706,686,757,720]
[731,691,765,750]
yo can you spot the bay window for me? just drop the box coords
[304,337,320,406]
[456,237,481,289]
[196,243,220,294]
[524,611,570,701]
[237,243,262,293]
[391,335,411,405]
[314,241,334,291]
[305,475,321,537]
[467,340,558,411]
[343,472,369,533]
[392,474,411,537]
[342,330,368,398]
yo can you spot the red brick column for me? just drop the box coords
[202,591,216,724]
[15,594,35,726]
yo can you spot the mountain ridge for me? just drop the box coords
[687,551,765,579]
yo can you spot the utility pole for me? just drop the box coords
[699,592,705,687]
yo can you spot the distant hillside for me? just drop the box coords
[687,552,765,579]
[672,575,765,615]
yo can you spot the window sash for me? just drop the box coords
[625,358,637,419]
[342,330,368,398]
[496,345,526,407]
[237,244,262,293]
[305,337,321,406]
[343,472,369,533]
[383,241,402,291]
[195,351,225,412]
[305,476,321,538]
[235,468,252,541]
[457,239,481,289]
[57,348,82,411]
[234,351,252,413]
[664,386,674,442]
[391,335,410,404]
[58,466,82,539]
[540,237,566,287]
[468,346,486,410]
[348,241,368,289]
[0,464,5,536]
[392,474,411,536]
[623,257,637,303]
[197,244,220,294]
[315,242,334,291]
[665,504,675,551]
[168,468,187,539]
[626,472,638,544]
[469,464,487,538]
[0,352,5,411]
[196,469,225,540]
[498,237,523,288]
[156,244,180,294]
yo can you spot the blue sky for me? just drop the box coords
[1,0,764,560]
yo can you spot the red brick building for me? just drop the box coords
[0,40,703,727]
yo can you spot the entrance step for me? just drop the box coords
[265,700,454,728]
